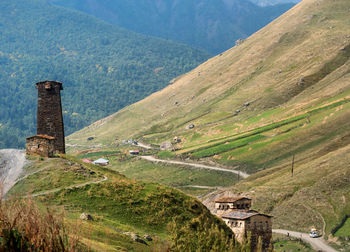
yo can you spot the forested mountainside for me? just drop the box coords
[0,0,210,149]
[251,0,301,6]
[48,0,295,54]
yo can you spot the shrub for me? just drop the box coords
[0,193,80,251]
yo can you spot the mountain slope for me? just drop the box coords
[203,139,350,250]
[48,0,295,54]
[69,0,350,158]
[0,0,209,149]
[69,0,350,244]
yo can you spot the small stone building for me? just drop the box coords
[215,197,272,252]
[215,196,252,215]
[26,135,56,157]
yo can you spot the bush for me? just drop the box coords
[0,194,80,251]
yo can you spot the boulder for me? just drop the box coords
[235,38,245,46]
[143,234,153,241]
[124,232,148,245]
[80,213,93,221]
[186,124,195,129]
[297,77,305,86]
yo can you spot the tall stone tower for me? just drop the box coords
[36,81,65,154]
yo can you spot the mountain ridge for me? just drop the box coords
[48,0,296,54]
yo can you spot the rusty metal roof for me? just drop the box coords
[215,196,251,203]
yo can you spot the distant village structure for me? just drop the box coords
[26,81,65,157]
[215,196,272,252]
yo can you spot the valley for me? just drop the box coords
[1,0,350,250]
[65,0,350,250]
[48,0,296,54]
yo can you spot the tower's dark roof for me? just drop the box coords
[36,81,63,90]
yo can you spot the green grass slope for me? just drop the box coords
[8,156,240,251]
[0,0,209,149]
[73,149,239,197]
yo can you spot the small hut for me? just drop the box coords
[92,158,109,166]
[26,135,56,157]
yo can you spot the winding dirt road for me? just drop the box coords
[273,229,338,252]
[139,155,250,178]
[0,149,26,195]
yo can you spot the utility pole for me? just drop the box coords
[291,154,295,177]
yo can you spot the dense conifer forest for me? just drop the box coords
[0,0,210,148]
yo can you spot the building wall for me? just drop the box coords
[36,81,65,154]
[223,215,272,252]
[26,138,56,157]
[245,215,272,252]
[223,218,246,243]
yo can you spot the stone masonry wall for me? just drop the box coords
[26,137,56,157]
[36,81,65,154]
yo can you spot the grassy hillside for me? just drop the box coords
[48,0,295,54]
[72,149,239,197]
[8,156,241,251]
[69,0,350,168]
[68,0,350,248]
[0,0,209,149]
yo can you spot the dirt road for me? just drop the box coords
[30,176,108,197]
[273,229,338,252]
[140,155,249,178]
[0,149,26,195]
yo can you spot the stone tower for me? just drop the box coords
[36,81,65,154]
